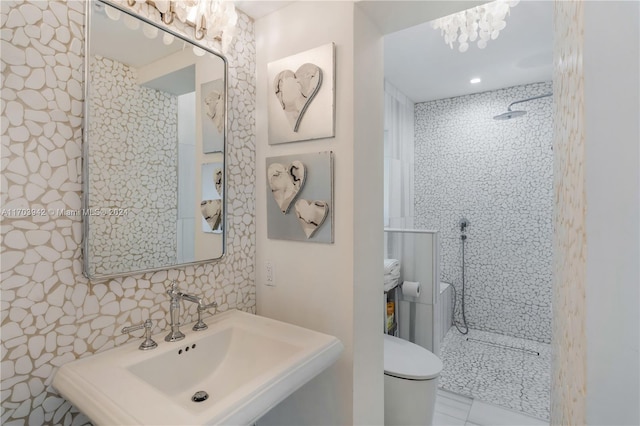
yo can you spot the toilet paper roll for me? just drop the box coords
[402,281,421,298]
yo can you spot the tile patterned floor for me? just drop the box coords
[434,389,548,426]
[438,328,551,421]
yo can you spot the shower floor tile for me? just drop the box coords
[439,328,550,421]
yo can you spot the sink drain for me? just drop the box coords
[191,391,209,403]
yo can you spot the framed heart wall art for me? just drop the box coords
[267,43,336,144]
[201,78,225,153]
[266,152,334,243]
[201,162,224,233]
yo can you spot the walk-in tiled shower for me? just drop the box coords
[413,82,553,419]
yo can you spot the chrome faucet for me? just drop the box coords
[165,281,218,342]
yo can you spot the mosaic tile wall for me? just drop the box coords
[550,1,587,424]
[88,55,178,276]
[0,1,256,424]
[414,82,553,343]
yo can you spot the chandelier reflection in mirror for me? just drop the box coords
[104,0,238,50]
[431,0,519,53]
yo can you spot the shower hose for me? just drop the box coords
[451,233,469,335]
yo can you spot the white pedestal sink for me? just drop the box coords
[53,310,343,425]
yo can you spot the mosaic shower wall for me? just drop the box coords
[88,56,178,276]
[414,82,553,343]
[0,1,256,424]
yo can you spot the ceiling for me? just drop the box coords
[234,1,294,19]
[236,1,552,103]
[94,0,552,104]
[90,3,186,67]
[383,1,553,103]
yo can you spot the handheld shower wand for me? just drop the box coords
[452,218,470,334]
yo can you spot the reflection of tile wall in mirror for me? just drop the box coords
[85,0,226,279]
[88,55,178,276]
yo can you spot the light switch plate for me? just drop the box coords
[265,261,275,286]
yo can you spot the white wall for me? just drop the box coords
[584,2,640,424]
[353,6,385,423]
[177,92,196,264]
[551,1,639,423]
[255,2,383,425]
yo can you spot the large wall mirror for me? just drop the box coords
[84,0,227,280]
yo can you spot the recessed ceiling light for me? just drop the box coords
[470,78,482,84]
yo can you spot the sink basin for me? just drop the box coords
[53,310,343,425]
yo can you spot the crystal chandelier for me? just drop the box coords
[431,0,519,53]
[126,0,238,50]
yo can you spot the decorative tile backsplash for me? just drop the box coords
[88,55,178,275]
[0,1,256,424]
[414,82,553,343]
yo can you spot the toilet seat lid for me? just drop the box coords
[384,334,443,380]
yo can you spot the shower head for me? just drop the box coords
[493,110,527,120]
[493,92,552,121]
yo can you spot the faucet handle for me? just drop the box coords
[198,300,218,312]
[193,300,218,331]
[122,319,158,350]
[168,280,179,295]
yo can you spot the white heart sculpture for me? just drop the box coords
[204,88,224,133]
[214,167,223,196]
[201,199,222,231]
[268,161,306,214]
[294,199,329,239]
[274,63,323,132]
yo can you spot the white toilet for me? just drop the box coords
[384,334,443,425]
